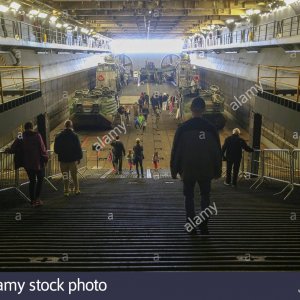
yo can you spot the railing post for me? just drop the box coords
[265,24,268,40]
[297,72,300,103]
[257,64,260,85]
[39,65,42,90]
[0,72,3,104]
[21,68,26,96]
[274,66,278,95]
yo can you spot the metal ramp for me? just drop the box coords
[0,178,299,271]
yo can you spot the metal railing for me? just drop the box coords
[46,150,88,180]
[257,64,300,103]
[0,149,87,203]
[0,16,111,50]
[183,13,300,50]
[0,65,41,104]
[240,148,299,200]
[0,151,30,202]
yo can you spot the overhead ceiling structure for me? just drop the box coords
[30,0,277,38]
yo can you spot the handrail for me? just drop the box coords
[184,13,300,50]
[1,147,298,201]
[0,15,111,51]
[257,64,300,102]
[0,65,41,104]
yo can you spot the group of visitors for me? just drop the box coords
[110,136,145,178]
[5,96,254,238]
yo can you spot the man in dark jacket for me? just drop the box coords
[171,97,222,235]
[54,120,83,196]
[111,135,126,175]
[222,128,254,187]
[6,121,48,206]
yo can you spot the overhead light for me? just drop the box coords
[285,50,300,53]
[10,2,21,11]
[226,19,235,24]
[246,9,261,15]
[225,51,238,53]
[63,23,69,28]
[240,14,247,18]
[0,5,9,12]
[56,23,62,28]
[29,9,39,16]
[247,50,258,53]
[284,0,298,4]
[38,12,48,18]
[81,28,89,34]
[50,16,57,23]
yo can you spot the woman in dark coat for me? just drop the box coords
[7,122,48,206]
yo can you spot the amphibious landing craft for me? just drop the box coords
[71,55,121,129]
[177,54,226,130]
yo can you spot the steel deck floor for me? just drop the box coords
[0,177,299,271]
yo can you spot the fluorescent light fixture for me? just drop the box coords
[29,9,39,16]
[38,12,47,18]
[111,39,183,54]
[56,23,62,28]
[50,16,57,23]
[225,51,238,53]
[10,2,21,11]
[285,50,300,53]
[0,5,9,12]
[63,23,69,28]
[246,9,261,15]
[81,28,89,34]
[226,19,235,24]
[284,0,297,4]
[247,50,258,53]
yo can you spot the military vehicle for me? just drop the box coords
[70,55,120,129]
[176,53,226,130]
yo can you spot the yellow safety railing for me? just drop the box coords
[257,64,300,103]
[0,65,42,104]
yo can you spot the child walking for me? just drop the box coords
[127,149,134,172]
[153,151,159,170]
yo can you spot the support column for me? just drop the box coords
[37,113,50,149]
[250,112,262,175]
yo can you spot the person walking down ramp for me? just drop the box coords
[6,121,48,207]
[54,120,83,197]
[133,138,144,178]
[222,128,254,187]
[171,97,222,235]
[127,149,134,173]
[111,135,126,175]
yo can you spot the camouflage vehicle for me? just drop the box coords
[71,55,120,129]
[176,54,226,130]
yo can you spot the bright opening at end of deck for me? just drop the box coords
[111,39,184,54]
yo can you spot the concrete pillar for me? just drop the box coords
[250,112,262,175]
[37,113,50,149]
